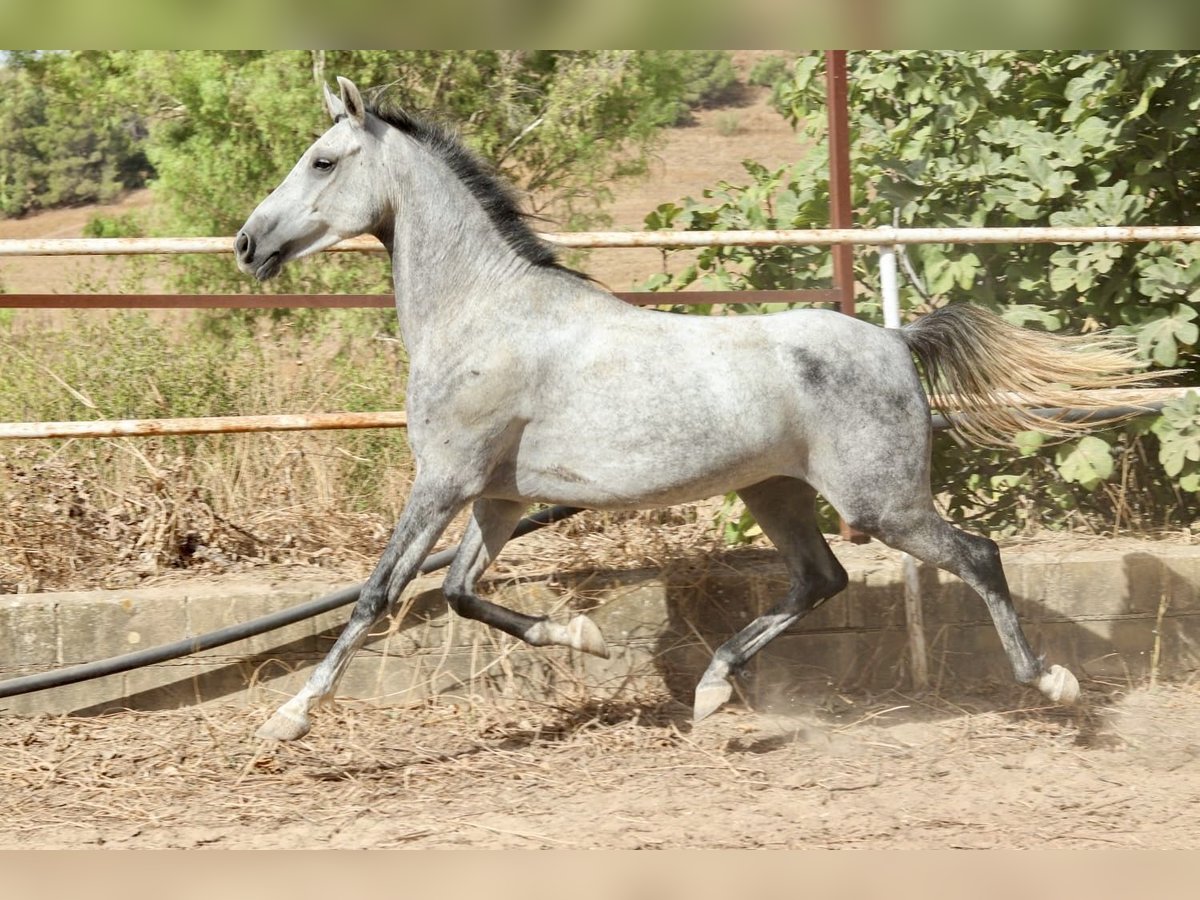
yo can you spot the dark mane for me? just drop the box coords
[367,101,588,280]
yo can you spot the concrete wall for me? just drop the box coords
[2,540,1199,716]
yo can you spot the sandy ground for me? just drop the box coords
[2,681,1198,849]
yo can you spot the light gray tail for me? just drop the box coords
[900,304,1152,446]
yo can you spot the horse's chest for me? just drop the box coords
[406,365,522,455]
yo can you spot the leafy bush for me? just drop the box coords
[644,51,1200,536]
[748,54,794,89]
[0,52,149,217]
[1153,390,1200,494]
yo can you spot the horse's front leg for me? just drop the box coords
[256,475,469,741]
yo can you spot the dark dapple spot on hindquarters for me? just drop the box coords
[791,348,828,387]
[863,389,921,430]
[790,347,916,429]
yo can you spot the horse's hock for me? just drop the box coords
[2,537,1199,717]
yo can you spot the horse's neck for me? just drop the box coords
[383,140,562,353]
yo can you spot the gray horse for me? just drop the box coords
[237,77,1147,741]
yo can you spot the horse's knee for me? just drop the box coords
[348,584,390,626]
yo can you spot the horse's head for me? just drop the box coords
[235,76,387,281]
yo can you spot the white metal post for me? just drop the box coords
[880,231,928,689]
[880,238,900,329]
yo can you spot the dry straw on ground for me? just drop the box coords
[2,681,1199,849]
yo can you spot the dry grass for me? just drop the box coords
[0,425,743,593]
[0,441,398,593]
[0,311,419,593]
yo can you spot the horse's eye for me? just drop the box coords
[313,157,335,172]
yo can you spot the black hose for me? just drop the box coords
[0,402,1165,702]
[0,504,584,700]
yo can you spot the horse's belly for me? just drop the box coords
[490,426,798,510]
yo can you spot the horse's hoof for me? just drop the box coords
[255,705,312,741]
[693,677,734,724]
[567,614,609,658]
[1037,664,1080,705]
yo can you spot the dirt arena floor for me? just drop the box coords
[2,679,1198,849]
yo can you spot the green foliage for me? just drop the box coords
[1153,391,1200,494]
[644,51,1200,536]
[48,50,735,302]
[0,51,149,217]
[83,212,144,239]
[3,49,735,312]
[1055,436,1115,491]
[641,155,835,316]
[767,52,1200,355]
[1130,303,1198,368]
[714,494,762,546]
[661,51,739,117]
[748,54,794,89]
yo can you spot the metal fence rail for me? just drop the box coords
[5,224,1200,257]
[0,390,1192,442]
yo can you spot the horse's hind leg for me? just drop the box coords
[443,498,608,657]
[694,477,848,723]
[841,497,1079,705]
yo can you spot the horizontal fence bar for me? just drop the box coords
[550,225,1200,248]
[0,411,409,441]
[1,389,1192,443]
[0,236,360,257]
[0,293,391,309]
[618,289,842,307]
[0,289,843,310]
[5,225,1200,258]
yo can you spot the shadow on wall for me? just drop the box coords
[63,543,1200,721]
[652,546,1200,717]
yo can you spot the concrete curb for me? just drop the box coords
[2,539,1199,716]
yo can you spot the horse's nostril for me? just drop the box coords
[236,232,253,261]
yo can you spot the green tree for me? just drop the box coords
[646,51,1200,534]
[0,51,149,217]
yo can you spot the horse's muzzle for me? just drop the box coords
[234,230,281,281]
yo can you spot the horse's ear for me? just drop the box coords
[336,76,366,127]
[322,81,343,123]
